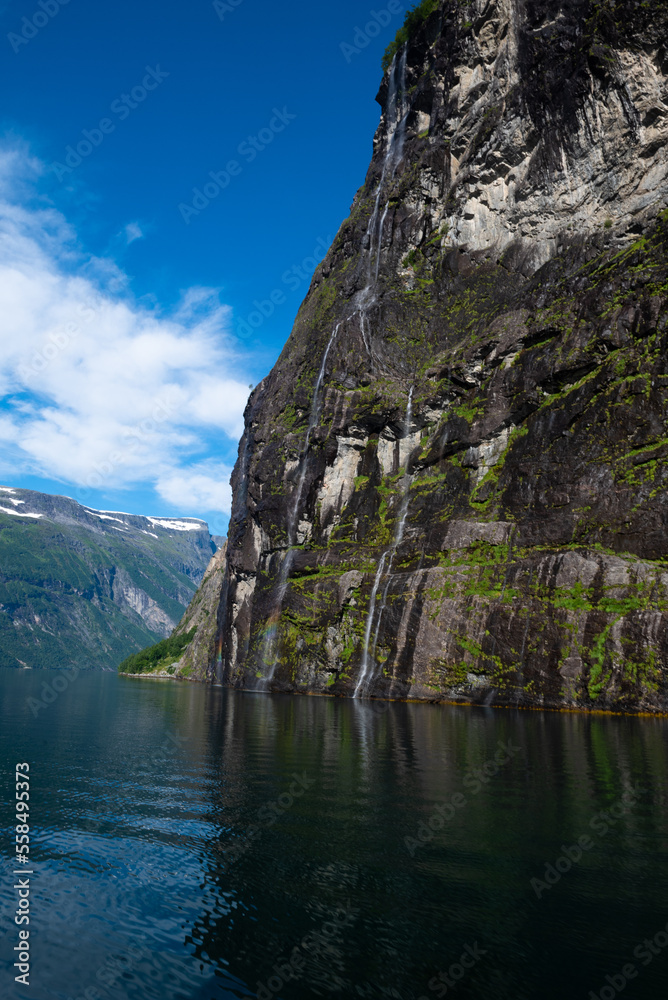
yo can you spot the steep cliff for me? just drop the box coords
[171,543,228,681]
[0,487,216,670]
[214,0,668,712]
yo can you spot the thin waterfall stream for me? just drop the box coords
[258,322,341,684]
[354,386,414,699]
[354,44,409,380]
[364,48,408,297]
[258,46,410,687]
[364,52,401,288]
[372,46,408,288]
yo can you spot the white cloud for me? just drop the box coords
[124,222,144,245]
[0,142,250,515]
[156,462,234,514]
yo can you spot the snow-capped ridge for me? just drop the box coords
[147,517,206,532]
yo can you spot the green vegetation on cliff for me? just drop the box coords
[382,0,439,71]
[118,628,197,676]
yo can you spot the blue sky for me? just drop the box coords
[0,0,412,536]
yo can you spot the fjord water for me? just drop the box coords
[1,670,667,1000]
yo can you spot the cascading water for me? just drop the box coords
[258,322,341,685]
[258,46,410,689]
[285,321,341,545]
[368,48,408,285]
[393,47,408,167]
[359,311,372,356]
[374,203,390,286]
[364,54,401,285]
[353,387,414,699]
[354,552,388,700]
[356,45,409,371]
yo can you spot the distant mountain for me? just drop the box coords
[118,543,227,682]
[0,486,218,671]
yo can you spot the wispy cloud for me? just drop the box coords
[124,221,144,245]
[156,460,234,515]
[0,141,249,516]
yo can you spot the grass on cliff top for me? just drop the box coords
[382,0,439,70]
[118,627,196,675]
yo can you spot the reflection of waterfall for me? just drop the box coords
[354,388,414,699]
[258,323,341,685]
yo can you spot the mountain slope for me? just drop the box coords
[191,0,668,713]
[117,544,228,681]
[0,487,216,670]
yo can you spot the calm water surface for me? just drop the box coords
[0,668,667,1000]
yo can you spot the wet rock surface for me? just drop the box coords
[204,0,668,712]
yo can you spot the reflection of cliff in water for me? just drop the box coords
[187,692,668,998]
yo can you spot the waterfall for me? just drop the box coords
[359,311,371,355]
[393,47,408,167]
[353,552,388,700]
[258,322,341,684]
[353,387,414,699]
[355,45,409,373]
[364,48,408,291]
[257,46,411,688]
[285,321,341,546]
[374,203,390,286]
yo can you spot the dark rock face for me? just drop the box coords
[216,0,668,712]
